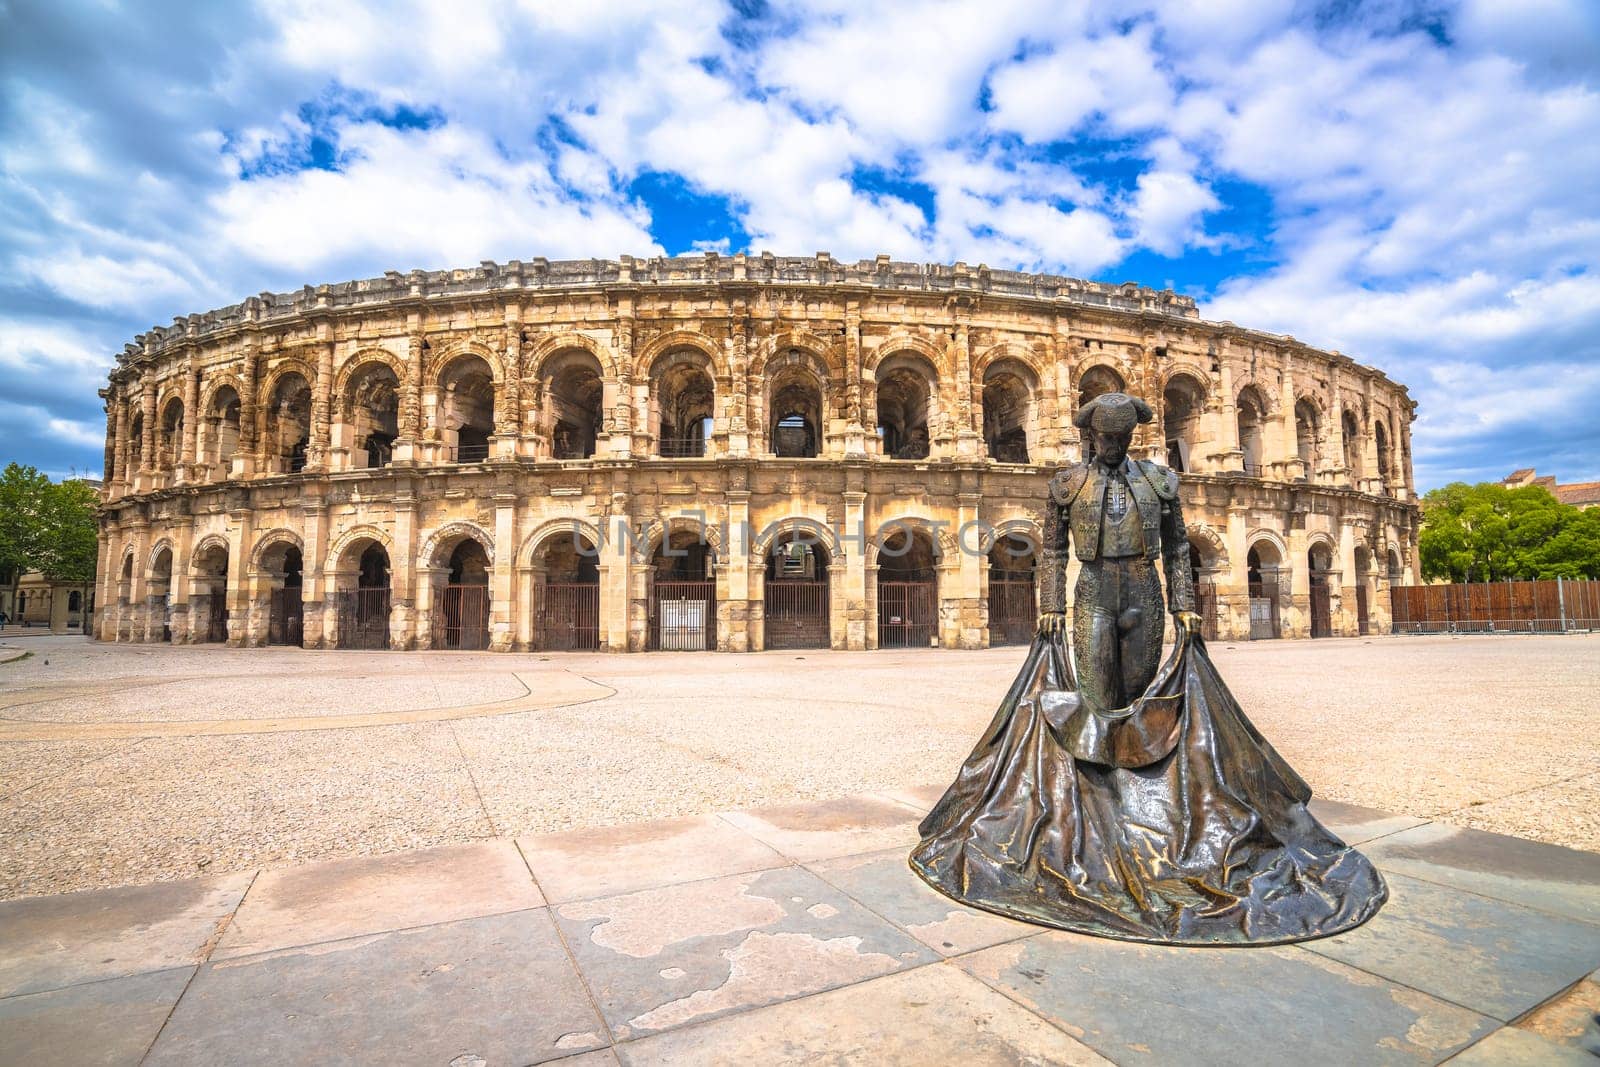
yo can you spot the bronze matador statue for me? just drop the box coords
[909,390,1387,946]
[1037,393,1200,712]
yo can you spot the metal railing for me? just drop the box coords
[659,435,707,458]
[878,580,937,647]
[764,579,829,649]
[537,582,600,651]
[986,576,1035,646]
[651,580,717,650]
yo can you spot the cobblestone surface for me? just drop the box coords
[1,631,1595,900]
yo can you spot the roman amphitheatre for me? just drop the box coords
[94,253,1417,653]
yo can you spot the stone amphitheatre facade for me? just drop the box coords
[94,253,1419,653]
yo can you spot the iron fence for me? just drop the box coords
[335,588,391,650]
[537,582,600,651]
[434,584,490,649]
[987,576,1035,646]
[268,586,303,646]
[658,435,706,458]
[878,580,937,648]
[1390,578,1600,633]
[764,579,829,649]
[651,580,717,650]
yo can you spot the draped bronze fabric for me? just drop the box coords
[910,633,1387,945]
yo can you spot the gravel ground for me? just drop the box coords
[1,631,1595,900]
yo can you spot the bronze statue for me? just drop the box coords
[911,392,1387,945]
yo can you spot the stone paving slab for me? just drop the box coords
[1360,820,1600,924]
[213,840,542,960]
[958,931,1496,1065]
[718,794,924,861]
[0,966,192,1067]
[519,813,787,903]
[553,865,937,1041]
[146,909,605,1066]
[1446,1026,1598,1065]
[3,789,1600,1064]
[1304,869,1600,1021]
[0,871,251,997]
[1307,796,1429,845]
[614,961,1112,1065]
[805,848,1037,956]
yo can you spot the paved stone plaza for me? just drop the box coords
[0,631,1596,903]
[2,632,1599,1063]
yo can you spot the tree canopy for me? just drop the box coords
[0,463,99,588]
[1419,482,1600,582]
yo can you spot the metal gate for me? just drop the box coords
[538,582,600,651]
[1195,584,1219,640]
[434,584,490,650]
[987,576,1035,646]
[1248,581,1278,640]
[651,580,716,651]
[878,580,936,648]
[764,580,828,649]
[1355,582,1370,635]
[1309,580,1333,638]
[336,588,391,650]
[205,594,228,643]
[268,586,303,646]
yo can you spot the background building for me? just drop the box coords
[94,254,1418,651]
[1501,468,1600,511]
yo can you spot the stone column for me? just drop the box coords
[390,482,418,649]
[1223,501,1251,640]
[112,397,130,493]
[1210,357,1244,471]
[722,485,752,651]
[842,483,868,650]
[952,322,981,458]
[394,317,424,464]
[956,488,984,647]
[724,310,750,458]
[299,491,328,648]
[1278,351,1304,481]
[138,382,157,491]
[842,300,867,456]
[307,335,334,471]
[235,342,260,478]
[490,486,517,651]
[181,362,200,481]
[167,519,194,644]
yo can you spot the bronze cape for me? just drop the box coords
[909,632,1387,945]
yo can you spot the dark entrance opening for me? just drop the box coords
[650,530,716,650]
[267,545,304,646]
[337,543,391,650]
[764,532,829,649]
[987,533,1036,646]
[1247,545,1280,640]
[435,540,490,650]
[877,527,938,648]
[536,534,600,651]
[1309,545,1333,639]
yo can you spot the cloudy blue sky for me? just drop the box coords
[2,0,1597,489]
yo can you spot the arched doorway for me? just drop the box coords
[1308,544,1334,638]
[334,542,392,650]
[1342,409,1363,479]
[535,533,600,651]
[1295,399,1320,478]
[149,546,174,643]
[982,362,1034,463]
[650,529,716,650]
[652,352,715,458]
[1247,542,1281,640]
[262,542,304,646]
[1237,386,1268,475]
[877,526,939,648]
[986,533,1036,646]
[266,373,312,474]
[437,355,496,463]
[434,539,490,650]
[159,398,184,474]
[193,541,229,643]
[542,352,604,460]
[768,367,824,459]
[206,386,241,477]
[1188,539,1223,640]
[345,363,400,469]
[875,354,936,460]
[764,531,829,649]
[1162,374,1206,473]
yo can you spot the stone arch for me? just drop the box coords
[325,524,395,573]
[864,333,948,378]
[1245,529,1289,566]
[145,537,177,578]
[258,357,319,407]
[420,521,495,569]
[1075,362,1127,397]
[1186,523,1230,570]
[751,516,843,559]
[866,516,957,564]
[333,347,407,401]
[249,529,305,574]
[1235,377,1279,418]
[633,515,724,563]
[635,329,730,382]
[762,349,833,458]
[751,329,846,382]
[518,517,606,569]
[1160,362,1212,393]
[1306,531,1339,558]
[526,332,619,381]
[976,517,1043,556]
[198,374,244,419]
[428,338,505,386]
[972,340,1045,383]
[189,534,230,573]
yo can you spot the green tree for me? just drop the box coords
[39,478,100,583]
[1419,481,1600,582]
[0,463,53,612]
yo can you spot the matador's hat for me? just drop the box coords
[1073,392,1154,433]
